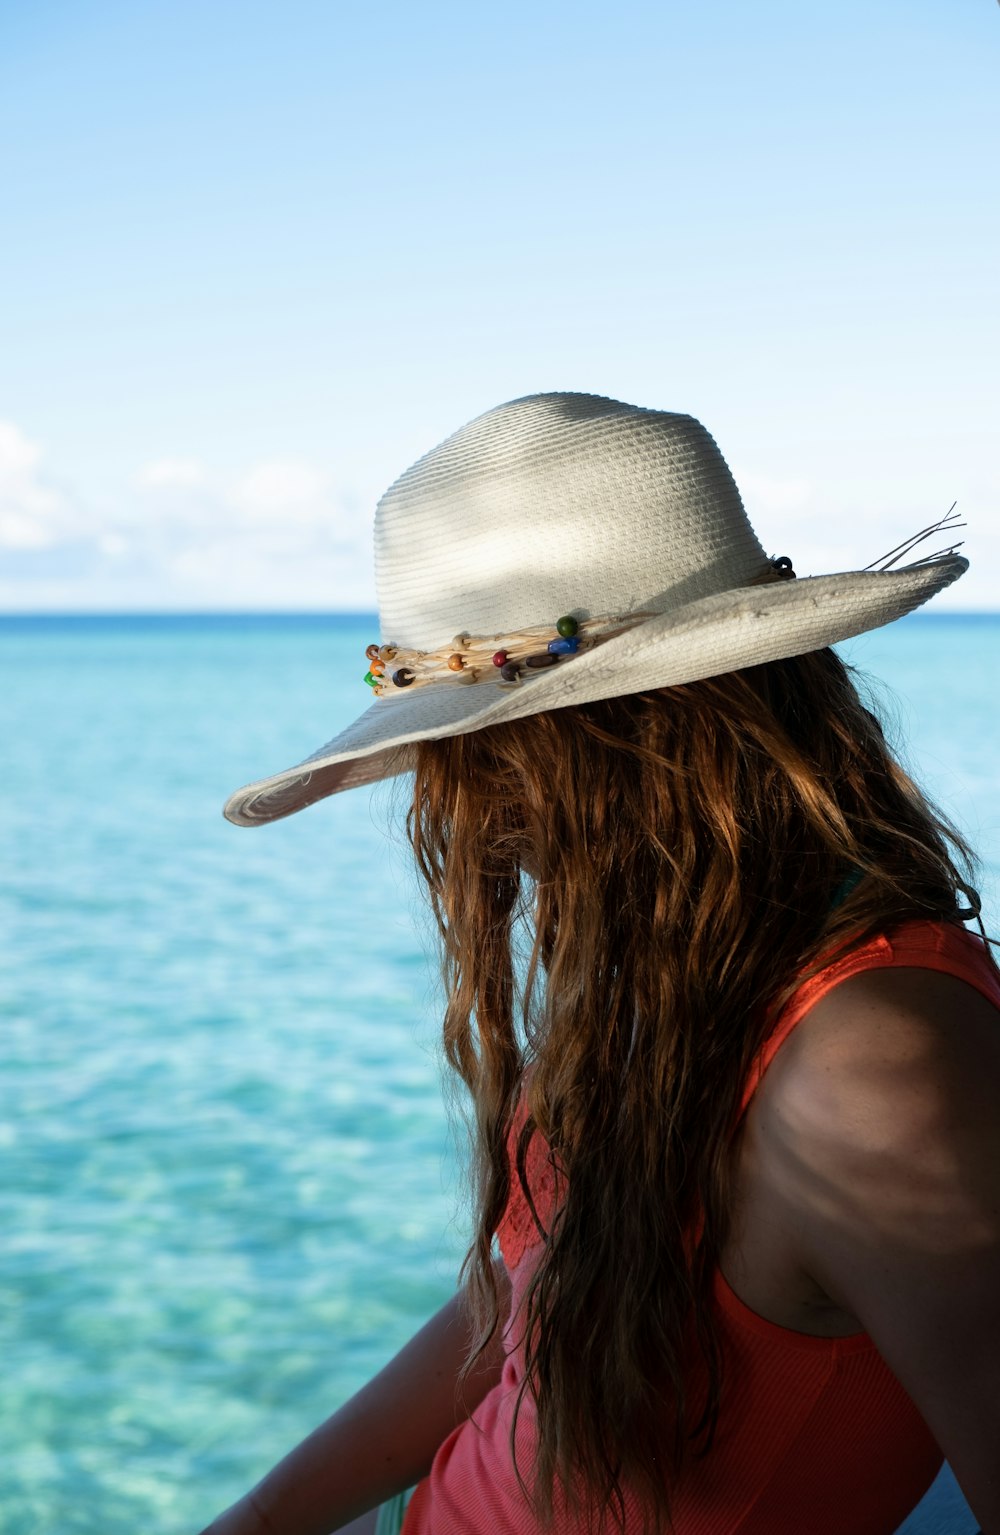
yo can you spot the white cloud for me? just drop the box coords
[141,450,376,606]
[154,459,374,606]
[733,458,997,610]
[735,472,812,514]
[1,426,991,612]
[227,461,329,524]
[138,458,206,488]
[1,421,378,608]
[0,421,68,549]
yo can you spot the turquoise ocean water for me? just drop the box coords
[2,613,997,1535]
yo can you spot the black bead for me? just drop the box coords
[500,661,520,681]
[392,668,415,687]
[525,652,559,668]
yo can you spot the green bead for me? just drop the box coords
[556,614,579,638]
[363,671,377,687]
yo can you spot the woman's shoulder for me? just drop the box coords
[742,919,1000,1113]
[760,945,1000,1159]
[745,925,1000,1329]
[757,920,1000,1155]
[747,928,1000,1518]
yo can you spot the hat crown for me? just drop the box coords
[375,392,769,647]
[225,389,967,824]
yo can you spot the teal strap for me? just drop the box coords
[374,1488,416,1535]
[829,868,863,911]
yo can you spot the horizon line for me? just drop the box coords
[0,608,380,619]
[1,607,998,621]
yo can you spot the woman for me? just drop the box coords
[205,394,999,1534]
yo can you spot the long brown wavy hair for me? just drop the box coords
[405,645,987,1533]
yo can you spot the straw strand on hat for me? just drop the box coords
[223,392,969,827]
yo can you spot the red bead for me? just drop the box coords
[492,650,508,667]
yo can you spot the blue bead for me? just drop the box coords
[547,636,579,655]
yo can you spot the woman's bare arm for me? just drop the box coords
[757,965,1000,1533]
[199,1261,511,1535]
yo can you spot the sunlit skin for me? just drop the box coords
[202,1264,510,1535]
[726,966,1000,1526]
[201,964,1000,1534]
[200,652,1000,1535]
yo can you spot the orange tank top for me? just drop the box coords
[402,920,999,1535]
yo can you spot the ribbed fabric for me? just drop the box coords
[374,395,763,648]
[401,921,1000,1535]
[222,393,967,825]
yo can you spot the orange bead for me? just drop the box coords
[447,653,465,671]
[370,659,385,675]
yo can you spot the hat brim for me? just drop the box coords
[224,555,967,826]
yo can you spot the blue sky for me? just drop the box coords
[1,0,997,610]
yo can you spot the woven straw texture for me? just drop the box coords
[376,394,765,646]
[224,393,967,826]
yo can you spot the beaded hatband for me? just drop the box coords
[361,558,800,697]
[362,610,657,697]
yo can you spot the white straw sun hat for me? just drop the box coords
[224,391,966,827]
